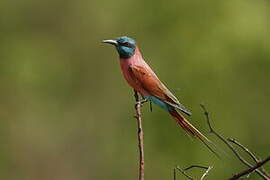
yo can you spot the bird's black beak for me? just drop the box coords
[102,39,118,46]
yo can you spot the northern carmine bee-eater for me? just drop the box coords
[103,36,218,156]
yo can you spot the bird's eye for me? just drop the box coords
[119,42,133,47]
[122,42,130,47]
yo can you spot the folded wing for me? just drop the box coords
[129,65,191,116]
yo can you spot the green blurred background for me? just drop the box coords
[1,0,269,179]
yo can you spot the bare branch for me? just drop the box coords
[183,165,209,171]
[175,166,194,180]
[134,90,145,180]
[200,166,213,180]
[228,138,270,178]
[174,164,213,180]
[200,104,270,179]
[173,167,176,180]
[228,138,260,162]
[227,156,270,180]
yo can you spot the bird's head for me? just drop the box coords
[102,36,136,58]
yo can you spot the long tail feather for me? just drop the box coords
[169,109,220,158]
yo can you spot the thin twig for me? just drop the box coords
[174,165,213,180]
[200,166,213,180]
[175,166,195,180]
[183,165,209,171]
[200,104,270,180]
[228,138,259,162]
[227,156,270,180]
[228,138,270,178]
[174,167,176,180]
[134,90,144,180]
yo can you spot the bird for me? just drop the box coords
[102,36,218,156]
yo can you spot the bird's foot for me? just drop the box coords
[149,101,153,112]
[135,99,148,106]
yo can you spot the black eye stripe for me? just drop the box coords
[120,42,133,47]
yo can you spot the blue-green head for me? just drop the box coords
[102,36,136,58]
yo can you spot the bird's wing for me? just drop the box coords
[129,65,191,116]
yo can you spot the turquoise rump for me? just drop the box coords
[145,95,173,111]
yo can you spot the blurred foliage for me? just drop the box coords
[0,0,270,179]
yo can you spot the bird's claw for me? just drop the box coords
[135,99,148,106]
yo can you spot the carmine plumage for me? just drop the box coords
[103,36,218,157]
